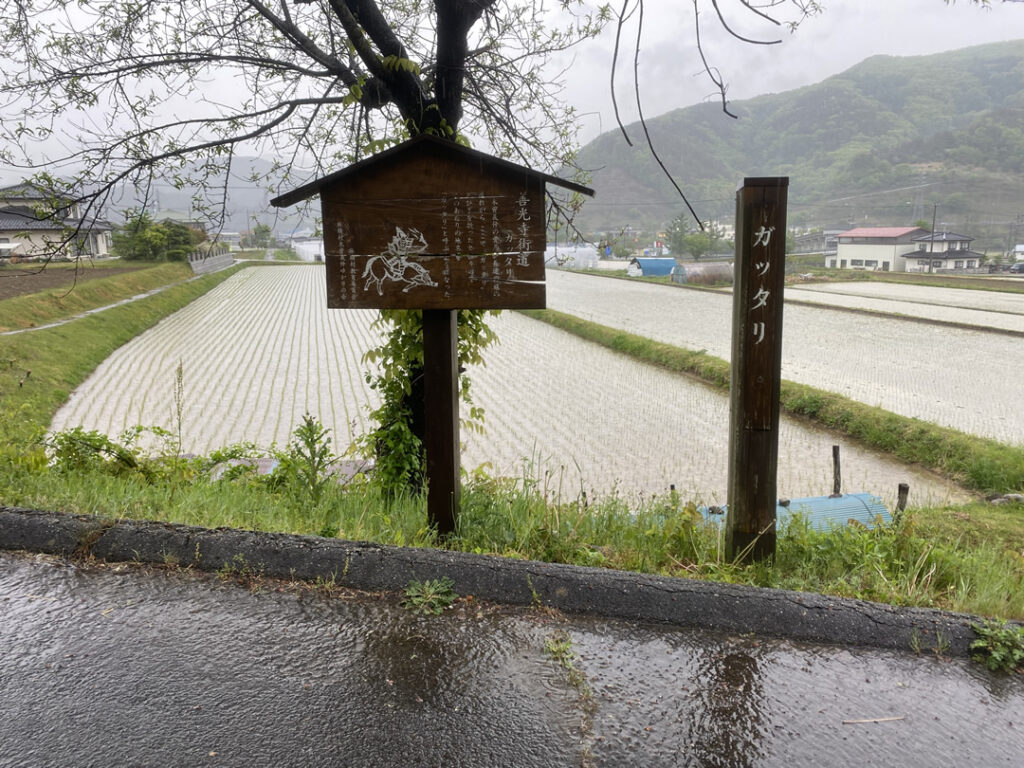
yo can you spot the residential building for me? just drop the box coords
[904,231,984,273]
[831,226,983,273]
[0,183,112,259]
[155,209,208,233]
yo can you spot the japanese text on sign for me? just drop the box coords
[750,223,775,345]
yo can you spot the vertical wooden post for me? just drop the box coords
[896,483,910,521]
[831,445,842,497]
[422,309,460,537]
[726,177,789,564]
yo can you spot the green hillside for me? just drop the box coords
[575,40,1024,251]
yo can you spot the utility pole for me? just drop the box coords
[929,203,937,273]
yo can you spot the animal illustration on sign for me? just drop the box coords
[362,227,437,295]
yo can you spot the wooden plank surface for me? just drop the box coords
[320,145,548,310]
[423,309,460,536]
[324,251,545,310]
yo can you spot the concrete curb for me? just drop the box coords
[1,505,987,656]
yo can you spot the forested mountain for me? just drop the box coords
[574,40,1024,250]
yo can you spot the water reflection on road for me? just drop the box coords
[574,621,1023,766]
[1,551,1021,767]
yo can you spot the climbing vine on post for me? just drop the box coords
[361,308,498,496]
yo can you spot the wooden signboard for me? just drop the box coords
[273,135,591,311]
[726,177,789,564]
[272,135,594,537]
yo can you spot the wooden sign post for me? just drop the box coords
[422,308,460,535]
[272,135,593,535]
[726,177,789,563]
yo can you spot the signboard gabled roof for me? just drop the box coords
[270,134,594,208]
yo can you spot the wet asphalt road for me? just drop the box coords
[1,550,1022,767]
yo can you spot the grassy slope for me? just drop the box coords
[0,262,194,331]
[573,41,1024,238]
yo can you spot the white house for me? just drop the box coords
[903,231,983,272]
[830,227,927,272]
[831,226,983,273]
[0,182,112,260]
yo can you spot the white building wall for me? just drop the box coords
[0,229,110,258]
[833,243,902,272]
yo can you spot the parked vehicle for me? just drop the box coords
[1009,262,1024,274]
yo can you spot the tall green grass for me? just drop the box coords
[4,441,1020,619]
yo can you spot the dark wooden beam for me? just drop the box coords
[422,308,460,536]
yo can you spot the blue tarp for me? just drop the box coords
[630,257,676,276]
[700,493,891,530]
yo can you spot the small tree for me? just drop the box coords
[668,214,728,261]
[666,212,691,257]
[242,223,273,249]
[111,211,167,261]
[611,241,633,260]
[111,211,199,261]
[161,220,196,261]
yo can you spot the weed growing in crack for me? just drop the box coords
[400,577,456,615]
[970,619,1024,674]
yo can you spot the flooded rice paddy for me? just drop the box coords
[49,267,970,505]
[546,270,1024,445]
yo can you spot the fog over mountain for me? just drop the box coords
[571,40,1024,251]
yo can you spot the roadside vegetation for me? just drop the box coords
[111,211,209,262]
[0,261,193,332]
[0,262,1022,627]
[807,269,1024,294]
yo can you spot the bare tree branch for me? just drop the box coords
[632,0,701,226]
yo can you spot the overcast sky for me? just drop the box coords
[2,1,1021,189]
[560,0,1024,143]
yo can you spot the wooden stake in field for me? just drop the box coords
[271,135,593,535]
[726,177,789,563]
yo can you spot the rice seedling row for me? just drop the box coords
[547,271,1024,445]
[50,268,382,454]
[466,312,968,508]
[788,281,1024,316]
[784,286,1024,333]
[50,267,971,504]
